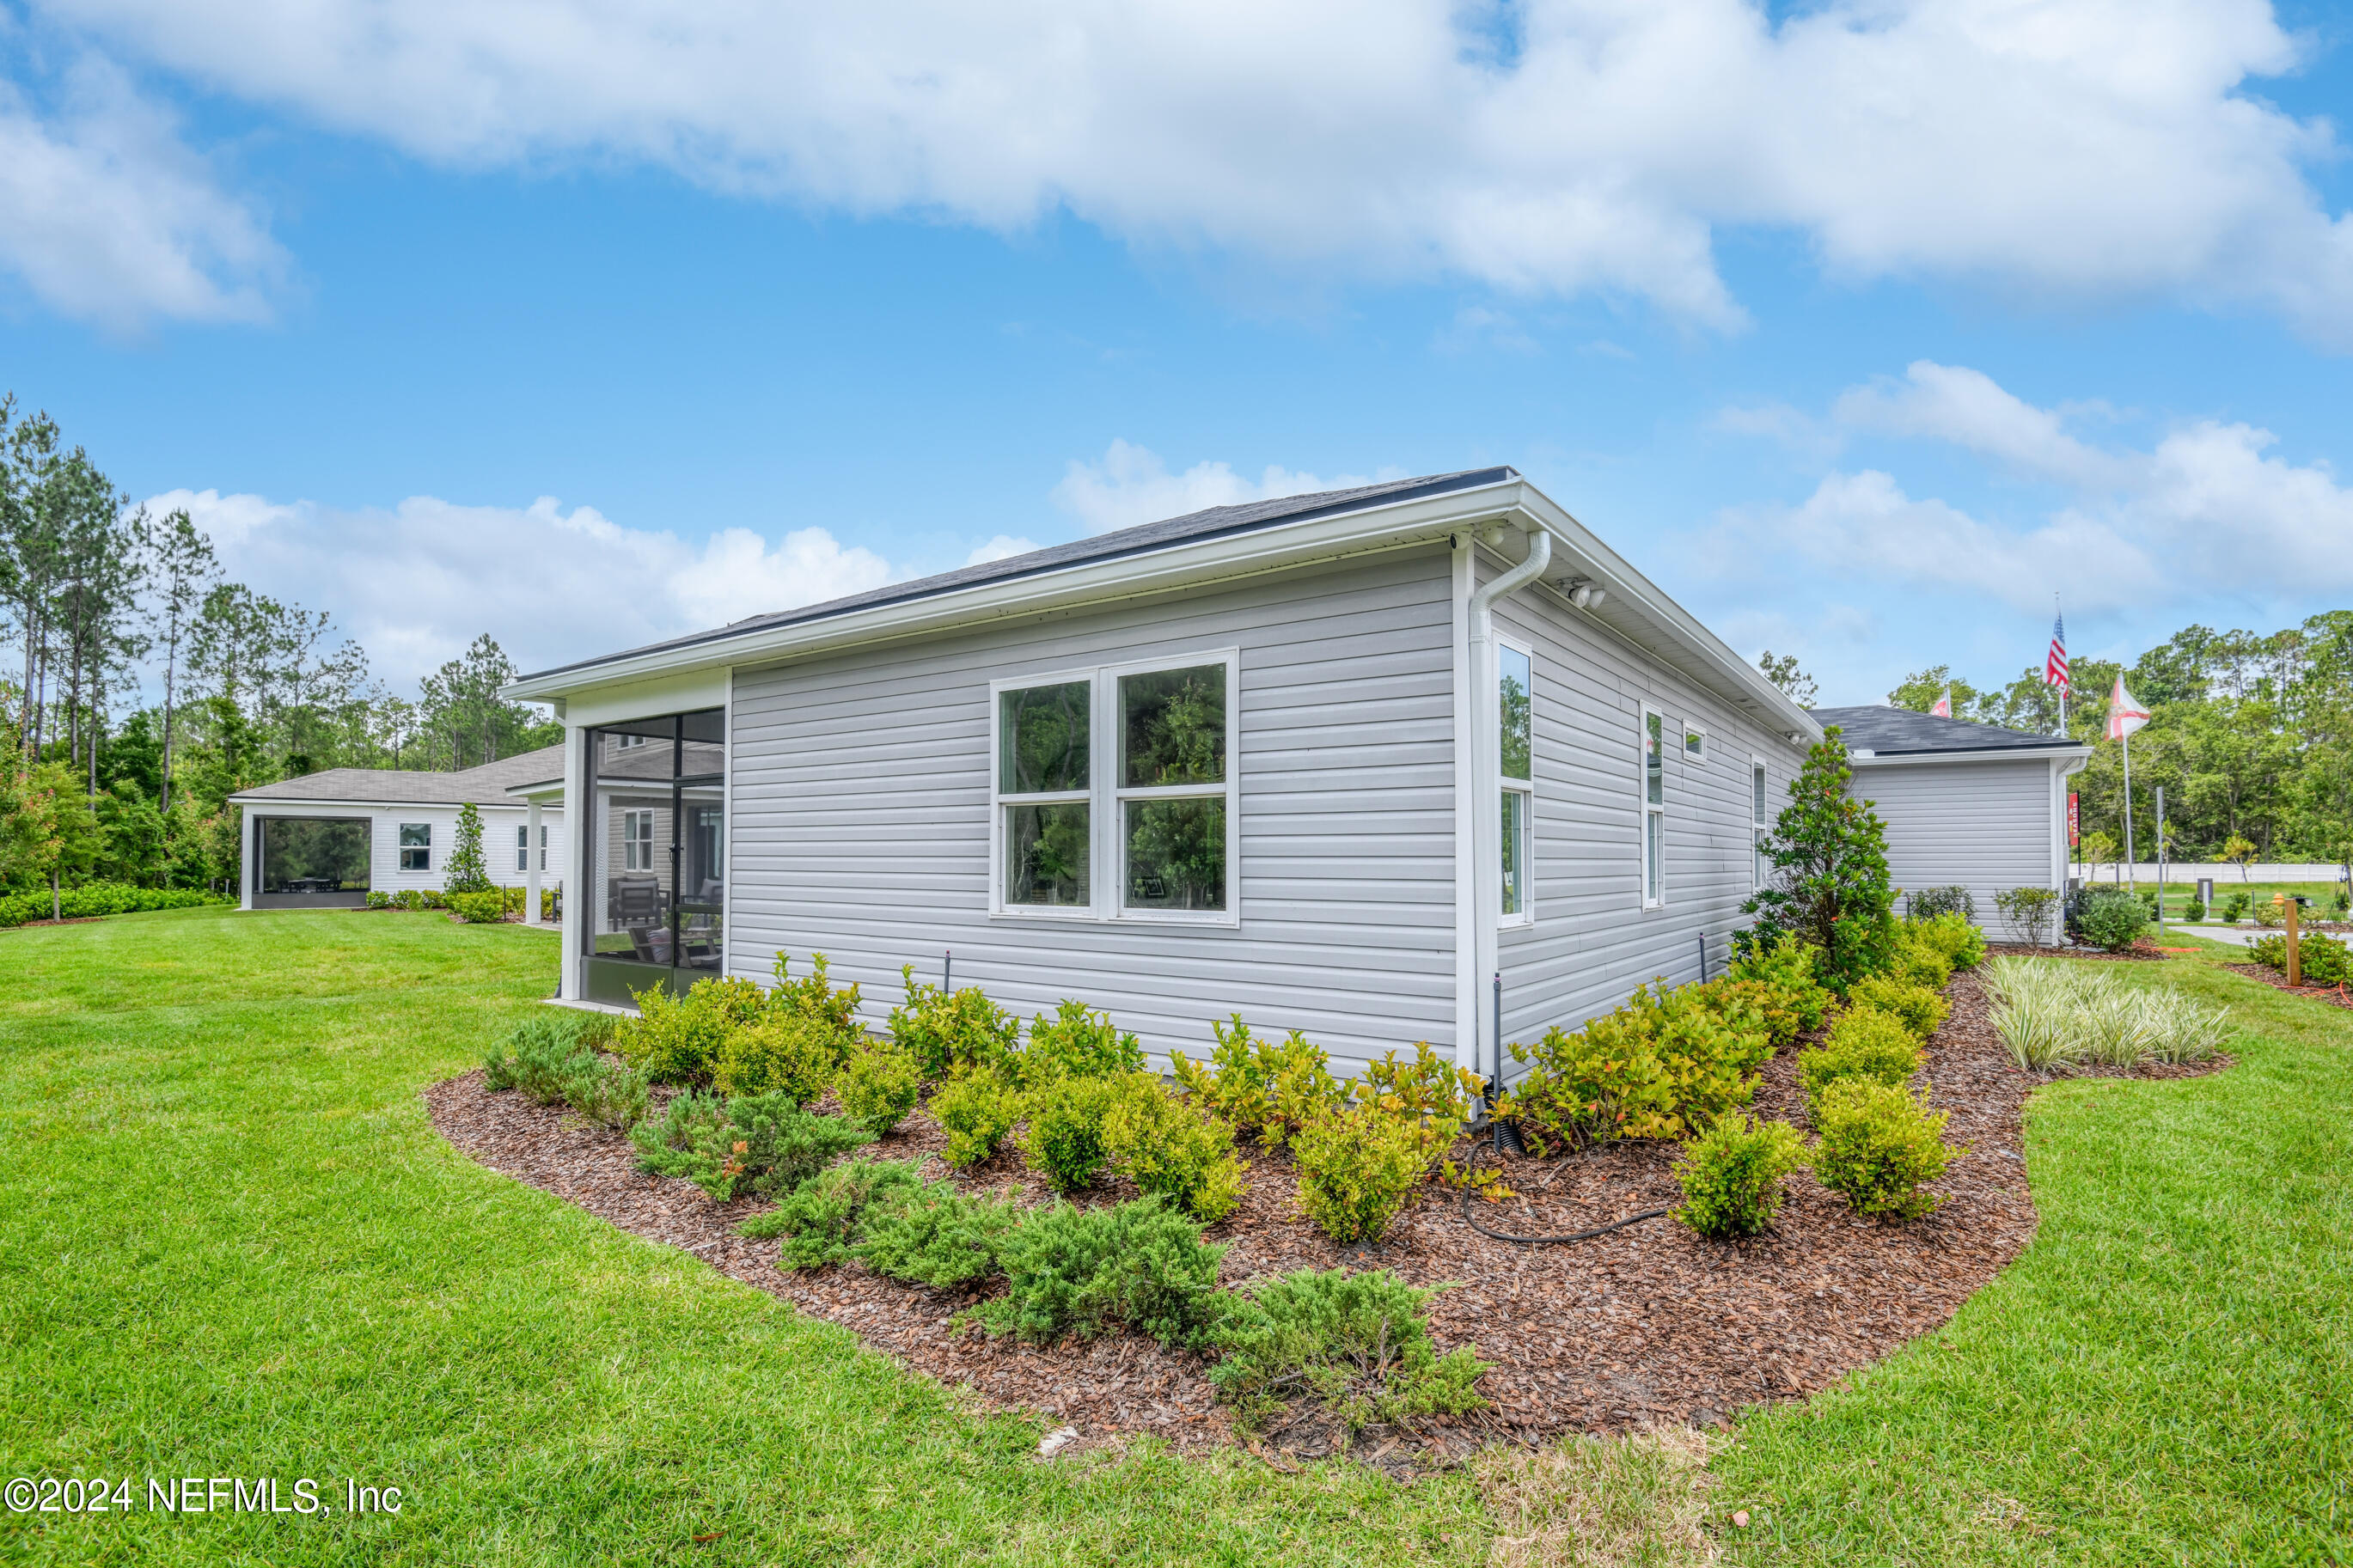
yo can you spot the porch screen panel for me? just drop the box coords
[582,708,726,1002]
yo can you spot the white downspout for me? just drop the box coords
[1464,525,1551,1097]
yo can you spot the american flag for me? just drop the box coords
[2044,609,2069,691]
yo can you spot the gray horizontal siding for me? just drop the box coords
[726,547,1459,1076]
[1851,759,2058,933]
[1490,565,1809,1073]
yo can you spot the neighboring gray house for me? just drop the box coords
[1811,706,2090,941]
[229,746,567,915]
[507,468,1832,1083]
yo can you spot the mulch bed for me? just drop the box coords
[2223,964,2353,1011]
[1983,940,2167,962]
[425,969,2173,1467]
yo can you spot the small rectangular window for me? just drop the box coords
[999,680,1092,908]
[1752,761,1770,892]
[399,821,431,873]
[1500,641,1533,919]
[1684,726,1705,759]
[1119,663,1228,912]
[622,808,657,872]
[1641,711,1664,906]
[516,825,529,872]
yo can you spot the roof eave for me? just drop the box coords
[1848,743,2094,766]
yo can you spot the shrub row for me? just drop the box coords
[2248,930,2352,987]
[0,882,226,928]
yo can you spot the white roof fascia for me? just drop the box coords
[1848,745,2094,767]
[226,793,543,809]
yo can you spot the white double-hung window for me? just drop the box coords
[621,808,657,871]
[1752,760,1770,891]
[1641,708,1665,907]
[993,653,1236,921]
[1499,639,1533,922]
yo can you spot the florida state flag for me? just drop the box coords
[2106,676,2151,741]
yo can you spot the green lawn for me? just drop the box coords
[0,912,2344,1565]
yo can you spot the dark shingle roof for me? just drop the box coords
[515,467,1519,684]
[1811,706,2081,756]
[229,744,566,806]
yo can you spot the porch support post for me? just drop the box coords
[525,799,544,925]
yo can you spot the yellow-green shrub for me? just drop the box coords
[1351,1040,1482,1163]
[1102,1073,1247,1222]
[1290,1104,1424,1243]
[616,979,744,1085]
[887,967,1018,1080]
[1891,930,1954,989]
[1726,930,1832,1036]
[1012,999,1146,1088]
[1672,1113,1811,1239]
[1023,1074,1121,1193]
[929,1071,1024,1168]
[1905,912,1986,973]
[1812,1080,1954,1221]
[1848,974,1949,1040]
[769,952,861,1045]
[835,1036,923,1135]
[1170,1016,1347,1147]
[1506,980,1769,1149]
[1796,1007,1922,1113]
[712,1011,842,1102]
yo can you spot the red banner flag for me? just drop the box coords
[2068,792,2080,847]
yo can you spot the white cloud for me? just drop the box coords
[0,58,286,329]
[964,534,1039,566]
[1710,362,2353,614]
[1051,439,1403,534]
[138,489,894,686]
[21,0,2353,339]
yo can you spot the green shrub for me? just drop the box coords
[445,889,508,924]
[1023,1075,1121,1193]
[1906,885,1976,922]
[2222,889,2251,923]
[484,1014,586,1103]
[835,1036,923,1135]
[0,882,227,928]
[566,1058,651,1130]
[1720,932,1832,1046]
[391,889,425,912]
[850,1176,1021,1288]
[1012,999,1146,1088]
[888,968,1018,1080]
[1743,729,1898,992]
[616,978,755,1086]
[973,1198,1231,1349]
[365,890,391,910]
[1101,1073,1248,1222]
[1847,974,1948,1040]
[2250,931,2353,987]
[712,1011,841,1102]
[1993,885,2061,945]
[928,1071,1024,1168]
[770,952,863,1045]
[1671,1113,1812,1239]
[743,1156,926,1268]
[629,1090,873,1202]
[1170,1016,1347,1147]
[2185,898,2207,922]
[1290,1104,1424,1243]
[1506,979,1769,1149]
[1350,1040,1482,1164]
[1209,1268,1488,1432]
[1812,1080,1954,1221]
[1890,930,1954,989]
[420,889,447,909]
[2077,888,2150,952]
[1795,1008,1922,1113]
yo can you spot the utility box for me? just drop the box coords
[2197,877,2215,909]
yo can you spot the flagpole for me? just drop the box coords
[2120,730,2134,890]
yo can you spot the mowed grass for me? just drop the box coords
[1,911,2345,1565]
[1716,933,2353,1566]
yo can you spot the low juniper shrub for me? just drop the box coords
[835,1035,924,1135]
[850,1176,1022,1288]
[888,967,1019,1080]
[1796,1007,1924,1113]
[629,1090,872,1202]
[972,1197,1231,1349]
[742,1156,926,1268]
[1101,1073,1249,1222]
[1671,1113,1811,1239]
[1846,974,1949,1041]
[928,1071,1025,1168]
[484,1015,586,1103]
[1811,1079,1955,1221]
[1289,1103,1424,1244]
[1209,1267,1488,1433]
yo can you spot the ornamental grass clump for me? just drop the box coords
[887,968,1018,1080]
[1796,1007,1923,1115]
[1847,973,1949,1041]
[1672,1113,1811,1239]
[1811,1080,1953,1221]
[834,1036,923,1135]
[1102,1072,1248,1222]
[1170,1016,1348,1147]
[629,1090,873,1202]
[1209,1267,1488,1433]
[1984,958,2232,1071]
[972,1197,1230,1349]
[1290,1103,1425,1243]
[851,1176,1022,1289]
[743,1156,926,1268]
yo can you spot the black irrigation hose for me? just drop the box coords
[1456,1154,1672,1246]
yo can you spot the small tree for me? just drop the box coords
[2219,834,2259,882]
[443,802,493,894]
[1744,727,1895,993]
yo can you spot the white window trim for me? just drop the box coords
[516,824,529,874]
[399,821,431,873]
[1640,705,1665,909]
[1498,631,1535,929]
[987,650,1242,927]
[1751,755,1770,894]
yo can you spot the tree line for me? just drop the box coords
[1767,611,2353,880]
[1,394,559,900]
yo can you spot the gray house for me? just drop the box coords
[1811,706,2089,941]
[508,469,1831,1083]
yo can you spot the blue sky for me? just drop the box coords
[4,0,2352,705]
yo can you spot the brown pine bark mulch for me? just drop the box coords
[2223,963,2353,1011]
[424,967,2184,1464]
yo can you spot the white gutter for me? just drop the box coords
[1464,526,1550,1101]
[1847,745,2093,768]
